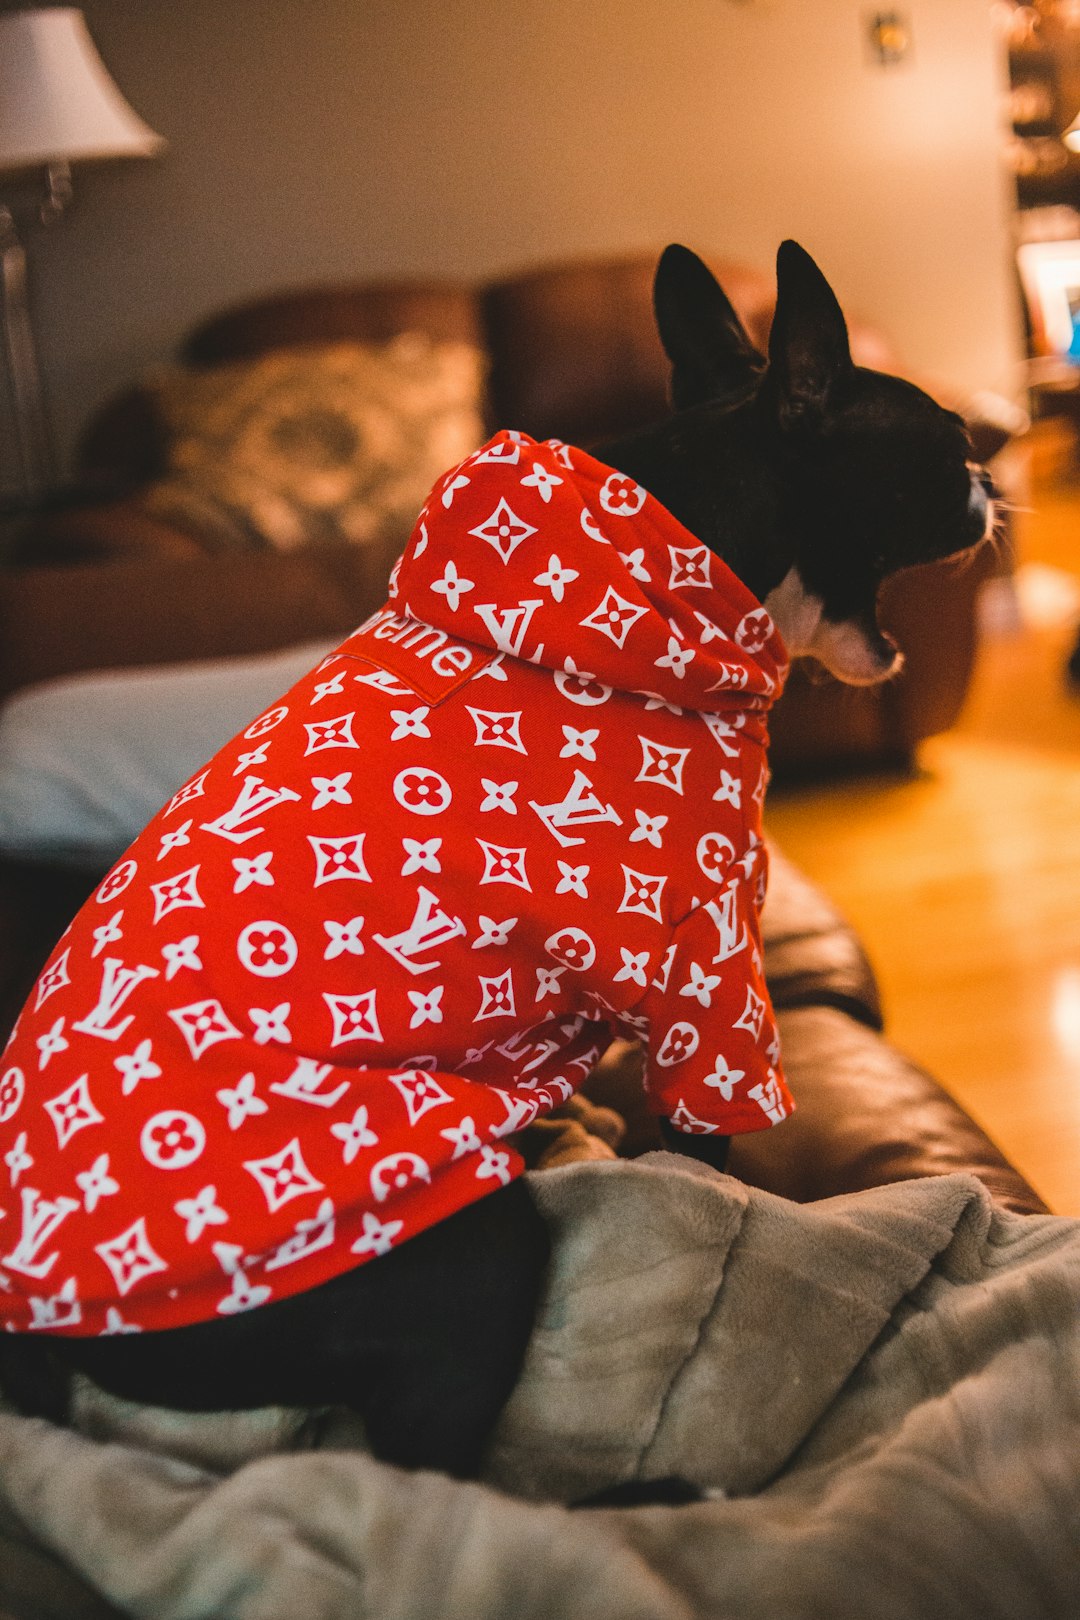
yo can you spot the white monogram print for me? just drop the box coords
[0,431,790,1338]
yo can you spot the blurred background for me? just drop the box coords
[0,0,1024,481]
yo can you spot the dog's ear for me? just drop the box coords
[768,240,853,426]
[654,244,765,410]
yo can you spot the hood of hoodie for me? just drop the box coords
[386,431,789,716]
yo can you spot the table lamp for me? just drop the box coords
[0,8,164,502]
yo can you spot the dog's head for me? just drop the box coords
[651,241,993,684]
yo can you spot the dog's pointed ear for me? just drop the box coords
[654,244,765,410]
[768,241,853,426]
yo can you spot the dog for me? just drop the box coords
[0,242,992,1479]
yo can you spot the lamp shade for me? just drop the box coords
[0,8,164,175]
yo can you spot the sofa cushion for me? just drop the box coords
[136,333,485,554]
[0,640,336,867]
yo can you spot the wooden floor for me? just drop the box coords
[765,424,1080,1217]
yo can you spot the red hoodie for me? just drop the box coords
[0,432,793,1336]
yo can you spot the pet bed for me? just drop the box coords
[0,1154,1076,1619]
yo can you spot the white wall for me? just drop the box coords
[1,0,1022,491]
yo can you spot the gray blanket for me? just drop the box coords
[0,1157,1077,1619]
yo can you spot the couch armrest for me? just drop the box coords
[582,844,1047,1213]
[0,544,398,703]
[727,1005,1048,1215]
[5,499,206,568]
[583,1006,1048,1214]
[760,844,882,1028]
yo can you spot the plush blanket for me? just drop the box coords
[0,1156,1077,1619]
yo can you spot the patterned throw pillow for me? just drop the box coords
[137,335,486,553]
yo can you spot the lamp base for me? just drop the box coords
[0,198,56,505]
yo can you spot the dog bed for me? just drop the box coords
[0,1155,1076,1619]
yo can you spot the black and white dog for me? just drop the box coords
[0,242,992,1480]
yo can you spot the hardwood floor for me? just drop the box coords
[765,425,1080,1217]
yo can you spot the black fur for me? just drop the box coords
[0,1179,549,1480]
[0,242,990,1482]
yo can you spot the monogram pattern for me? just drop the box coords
[0,432,792,1336]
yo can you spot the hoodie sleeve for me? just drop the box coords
[635,844,794,1137]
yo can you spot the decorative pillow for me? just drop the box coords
[136,334,486,553]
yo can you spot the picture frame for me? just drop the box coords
[1017,238,1080,357]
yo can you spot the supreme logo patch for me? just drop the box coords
[339,609,493,705]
